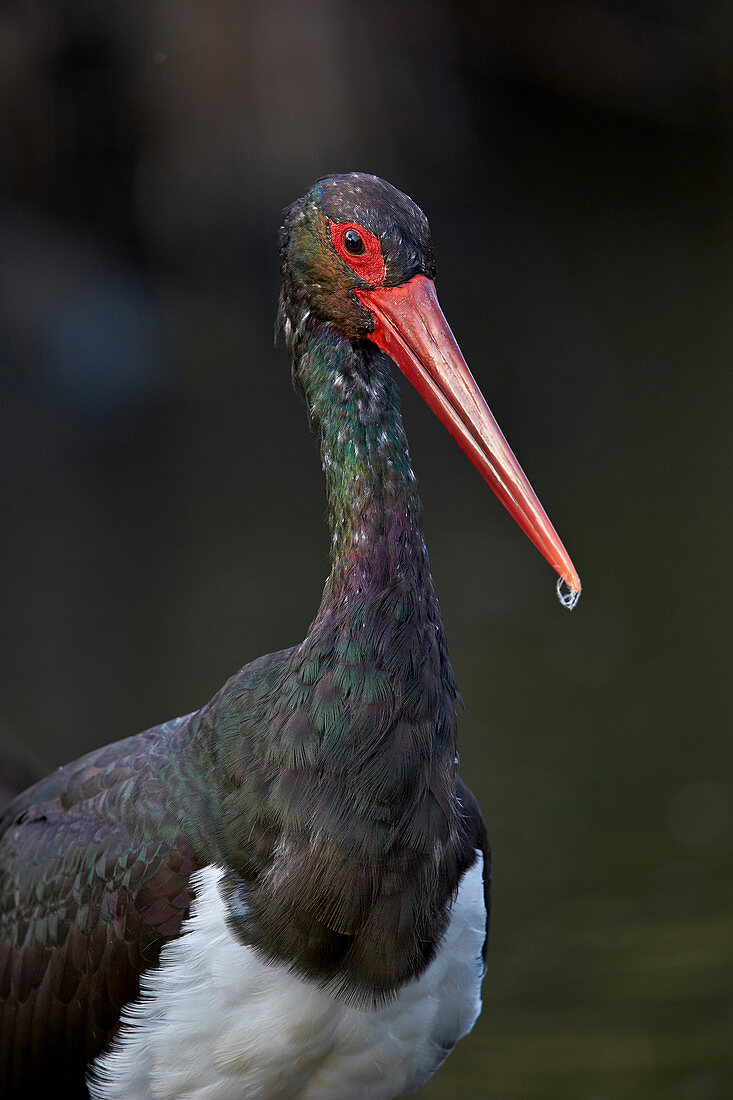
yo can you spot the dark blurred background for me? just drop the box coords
[0,1,731,1096]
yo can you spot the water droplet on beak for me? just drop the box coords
[556,576,581,610]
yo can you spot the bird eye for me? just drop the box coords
[343,229,365,255]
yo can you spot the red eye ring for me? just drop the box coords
[329,220,385,286]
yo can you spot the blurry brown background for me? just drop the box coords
[0,1,731,1096]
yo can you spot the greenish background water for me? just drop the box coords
[1,3,730,1096]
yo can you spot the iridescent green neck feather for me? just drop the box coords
[300,326,431,604]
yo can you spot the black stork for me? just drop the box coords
[0,173,580,1099]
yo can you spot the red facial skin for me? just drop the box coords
[329,221,385,286]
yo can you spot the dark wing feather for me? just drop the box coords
[0,720,204,1098]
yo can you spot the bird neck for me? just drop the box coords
[298,326,432,607]
[288,322,461,766]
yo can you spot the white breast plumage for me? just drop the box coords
[89,856,486,1100]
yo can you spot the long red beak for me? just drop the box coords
[356,274,581,603]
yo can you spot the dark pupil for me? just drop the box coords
[344,229,365,255]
